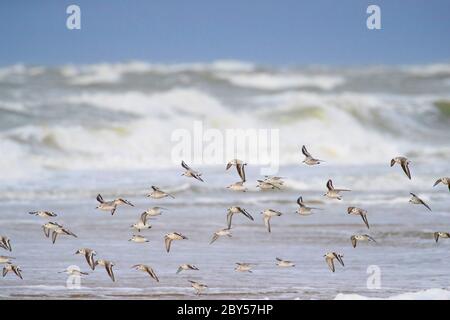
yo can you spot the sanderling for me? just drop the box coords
[130,211,153,232]
[210,228,232,245]
[235,262,254,273]
[164,232,188,253]
[257,180,281,190]
[29,211,57,218]
[189,280,208,295]
[324,179,351,200]
[262,209,283,233]
[2,263,22,279]
[42,222,63,238]
[347,207,370,229]
[147,186,175,199]
[176,264,199,274]
[409,193,431,211]
[276,257,295,267]
[296,196,321,216]
[226,159,247,182]
[51,227,77,244]
[129,235,149,243]
[132,264,159,282]
[227,206,254,229]
[390,156,411,180]
[350,234,376,248]
[324,252,344,272]
[434,232,450,243]
[96,194,134,215]
[0,236,12,252]
[181,160,204,182]
[226,181,248,192]
[433,177,450,192]
[75,248,97,270]
[95,259,116,282]
[301,145,324,165]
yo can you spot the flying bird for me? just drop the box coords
[96,194,134,215]
[95,259,116,282]
[347,207,370,229]
[226,206,254,229]
[276,257,295,267]
[181,160,204,182]
[226,159,247,182]
[350,234,376,248]
[409,193,431,211]
[434,232,450,243]
[210,228,232,244]
[75,248,97,270]
[2,263,22,279]
[164,232,188,253]
[176,264,199,274]
[28,211,57,218]
[189,280,208,295]
[324,252,344,272]
[261,209,283,233]
[301,145,324,165]
[147,186,175,199]
[132,264,159,282]
[433,177,450,192]
[390,156,411,180]
[0,236,12,252]
[324,179,351,200]
[296,196,321,216]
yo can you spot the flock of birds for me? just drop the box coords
[1,145,449,295]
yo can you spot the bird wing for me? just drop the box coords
[96,194,104,203]
[13,267,22,279]
[181,160,190,171]
[420,199,432,211]
[297,196,303,206]
[226,162,233,170]
[209,233,219,245]
[264,216,271,233]
[351,236,357,248]
[51,231,58,244]
[433,179,442,187]
[325,257,335,272]
[2,267,7,277]
[361,213,370,229]
[334,253,345,267]
[140,212,148,224]
[42,226,50,238]
[105,263,115,282]
[87,252,96,270]
[239,208,254,221]
[165,237,172,253]
[326,179,334,191]
[236,164,246,182]
[147,268,159,282]
[390,159,395,167]
[401,161,411,180]
[193,173,204,182]
[302,145,312,158]
[434,232,439,243]
[176,266,183,274]
[226,211,233,229]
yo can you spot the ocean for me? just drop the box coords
[0,61,449,299]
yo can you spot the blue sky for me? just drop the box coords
[1,0,449,66]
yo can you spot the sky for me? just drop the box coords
[1,0,449,66]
